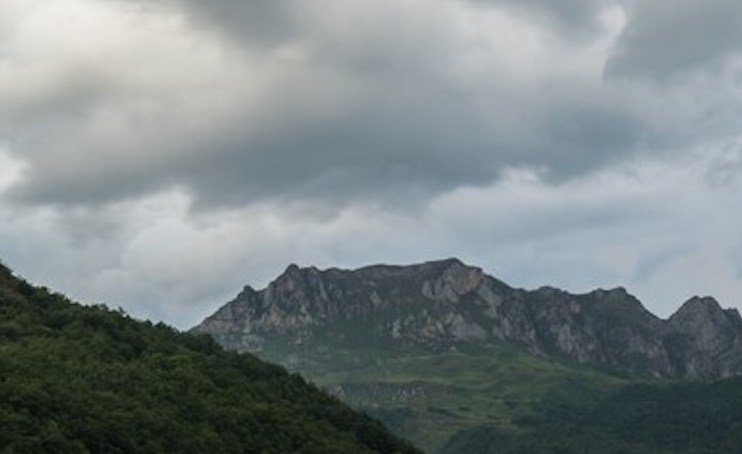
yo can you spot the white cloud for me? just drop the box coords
[0,149,27,193]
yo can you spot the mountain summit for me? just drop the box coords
[194,258,742,379]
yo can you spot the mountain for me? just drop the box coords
[194,258,742,379]
[0,262,419,453]
[193,258,742,452]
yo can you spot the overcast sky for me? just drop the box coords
[1,0,742,328]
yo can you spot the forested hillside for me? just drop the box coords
[0,263,419,453]
[440,377,742,454]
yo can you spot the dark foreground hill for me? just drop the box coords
[0,263,419,453]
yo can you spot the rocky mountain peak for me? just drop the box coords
[664,296,742,378]
[594,286,629,297]
[274,263,320,283]
[725,308,742,325]
[440,260,483,293]
[668,296,735,337]
[194,259,742,379]
[671,296,723,318]
[266,264,325,301]
[419,259,484,302]
[284,263,301,273]
[588,287,657,320]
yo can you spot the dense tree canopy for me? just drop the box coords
[0,263,419,453]
[440,377,742,454]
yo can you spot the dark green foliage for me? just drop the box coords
[440,377,742,454]
[0,265,419,453]
[261,339,627,452]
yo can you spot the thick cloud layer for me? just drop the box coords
[4,0,736,209]
[2,0,637,208]
[608,0,742,79]
[1,0,741,327]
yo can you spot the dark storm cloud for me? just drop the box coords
[170,0,298,48]
[4,0,652,210]
[607,0,742,79]
[478,0,613,31]
[172,0,610,47]
[10,74,646,209]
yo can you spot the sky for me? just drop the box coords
[1,0,742,328]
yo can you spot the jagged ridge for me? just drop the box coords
[194,258,742,379]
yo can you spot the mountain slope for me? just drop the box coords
[194,258,742,452]
[194,258,742,379]
[0,262,419,453]
[440,376,742,454]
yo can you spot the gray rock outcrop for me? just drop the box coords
[193,258,742,379]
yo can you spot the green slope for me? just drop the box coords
[440,377,742,453]
[256,333,742,454]
[256,340,629,453]
[0,264,419,454]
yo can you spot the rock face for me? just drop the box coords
[194,258,742,379]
